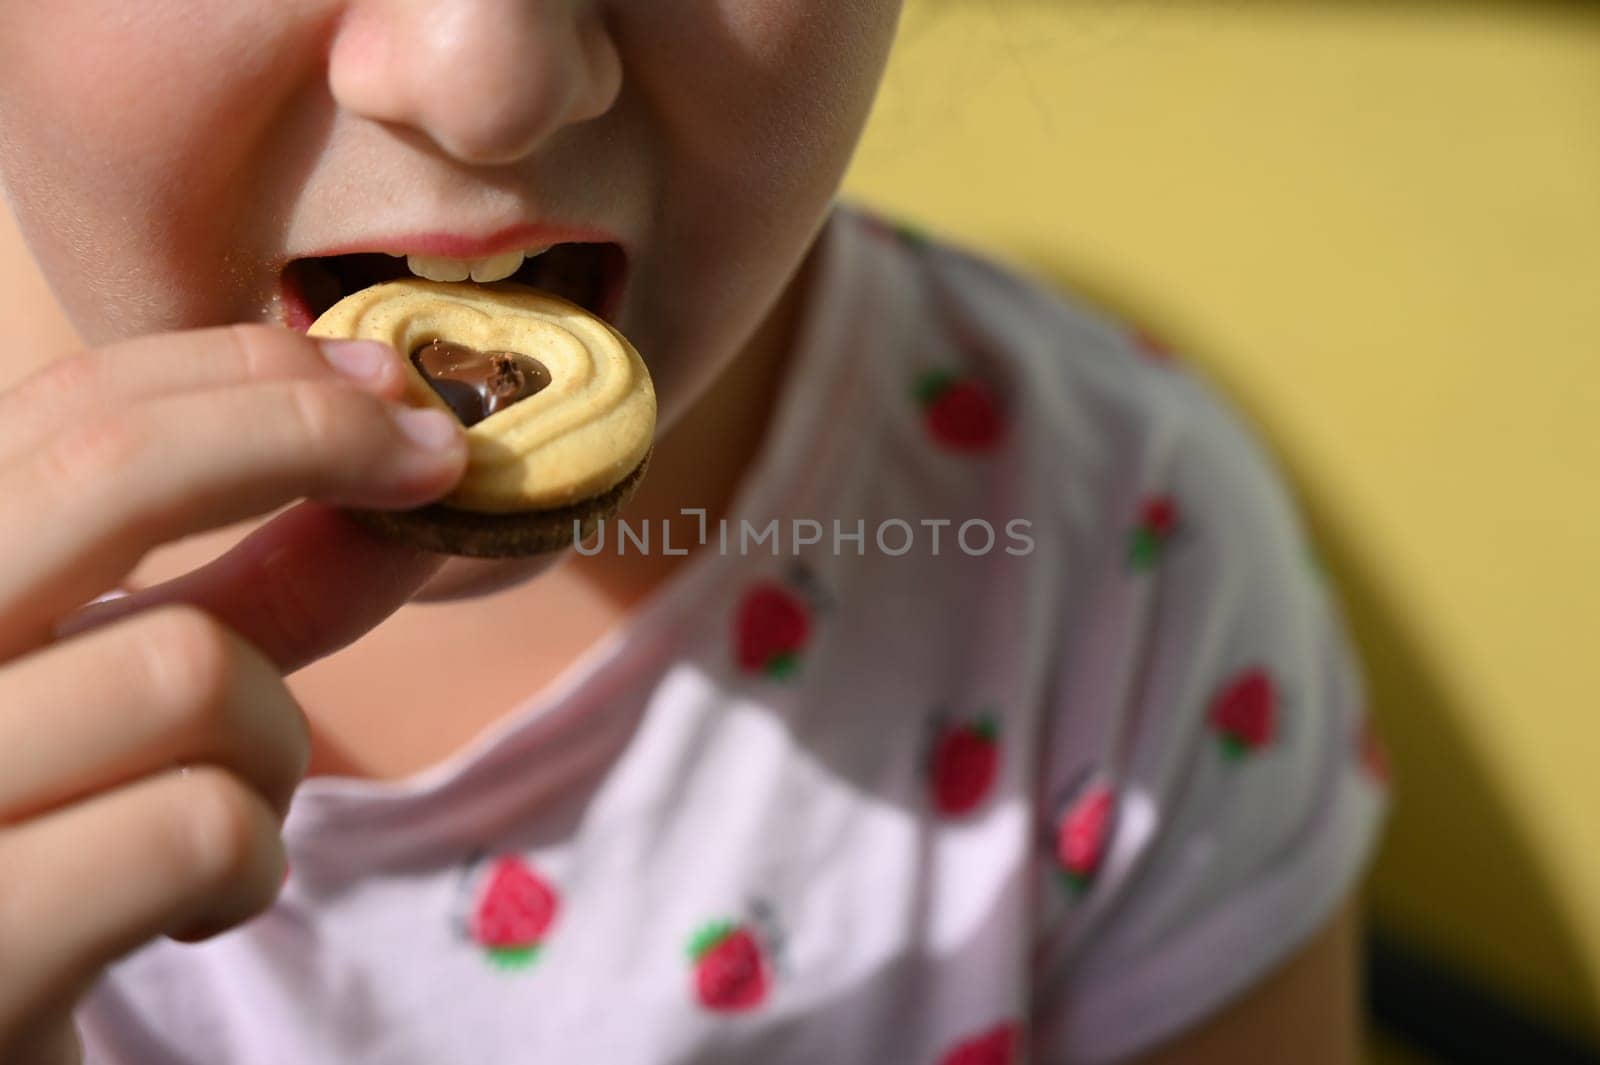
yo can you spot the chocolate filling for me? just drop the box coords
[410,340,551,427]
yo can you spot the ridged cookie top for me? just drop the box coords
[309,279,656,513]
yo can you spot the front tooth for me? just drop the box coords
[406,254,471,282]
[469,250,526,283]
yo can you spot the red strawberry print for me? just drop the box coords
[929,714,1001,817]
[1130,324,1176,362]
[688,921,770,1012]
[470,855,559,969]
[915,370,1003,452]
[1127,494,1180,570]
[938,1021,1020,1065]
[1208,668,1279,758]
[1356,710,1393,788]
[1055,783,1115,893]
[734,581,812,679]
[1140,495,1179,537]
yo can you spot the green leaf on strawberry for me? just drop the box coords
[861,212,930,250]
[914,368,959,405]
[485,944,543,970]
[1127,496,1180,571]
[764,651,799,680]
[688,920,737,962]
[1127,527,1161,570]
[893,221,930,247]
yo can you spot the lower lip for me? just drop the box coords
[278,248,629,333]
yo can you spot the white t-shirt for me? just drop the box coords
[77,200,1391,1065]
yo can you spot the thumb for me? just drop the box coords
[52,502,446,674]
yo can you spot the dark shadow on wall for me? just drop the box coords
[1010,249,1600,1064]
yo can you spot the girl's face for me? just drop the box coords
[0,0,902,429]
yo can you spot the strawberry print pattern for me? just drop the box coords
[1127,494,1181,570]
[914,369,1004,453]
[733,581,812,679]
[687,920,771,1013]
[927,712,1002,817]
[937,1020,1020,1065]
[1356,709,1393,788]
[1054,782,1115,895]
[60,205,1397,1065]
[1129,324,1177,363]
[469,855,559,970]
[1208,667,1279,759]
[732,565,832,679]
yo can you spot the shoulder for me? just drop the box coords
[839,202,1308,559]
[836,205,1389,1061]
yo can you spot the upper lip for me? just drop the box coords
[289,220,622,261]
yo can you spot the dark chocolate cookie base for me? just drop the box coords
[342,448,652,558]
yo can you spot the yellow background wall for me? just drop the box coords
[840,0,1600,1053]
[1,1,1595,1058]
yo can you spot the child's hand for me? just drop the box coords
[0,324,468,1062]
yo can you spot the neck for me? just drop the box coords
[572,238,817,607]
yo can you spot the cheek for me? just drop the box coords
[2,7,247,204]
[0,4,318,329]
[633,0,900,199]
[613,1,899,415]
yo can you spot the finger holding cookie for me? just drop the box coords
[0,324,412,466]
[0,324,460,1058]
[35,276,660,669]
[52,498,458,676]
[0,326,469,662]
[307,278,657,558]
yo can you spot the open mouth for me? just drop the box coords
[280,241,627,331]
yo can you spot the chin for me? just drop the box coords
[410,551,568,602]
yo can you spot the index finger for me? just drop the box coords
[53,501,449,675]
[0,325,405,466]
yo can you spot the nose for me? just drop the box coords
[328,0,621,166]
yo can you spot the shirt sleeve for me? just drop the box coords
[1026,360,1393,1064]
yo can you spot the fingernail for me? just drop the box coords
[319,339,392,381]
[390,407,461,452]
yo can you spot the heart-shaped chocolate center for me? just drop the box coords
[410,339,552,427]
